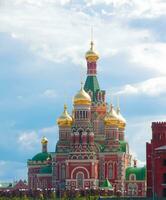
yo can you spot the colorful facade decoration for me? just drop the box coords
[27,41,146,197]
[147,122,166,198]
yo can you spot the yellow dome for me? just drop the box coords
[41,136,48,144]
[104,104,119,126]
[57,104,73,127]
[85,41,99,62]
[73,84,91,106]
[117,107,126,129]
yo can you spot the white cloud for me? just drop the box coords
[42,89,57,98]
[0,0,160,71]
[18,131,39,150]
[116,76,166,96]
[18,125,58,150]
[85,0,166,18]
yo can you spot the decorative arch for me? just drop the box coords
[128,183,138,196]
[71,167,90,179]
[129,173,136,181]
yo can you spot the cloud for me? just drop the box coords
[116,76,166,96]
[0,0,165,78]
[17,125,57,150]
[18,131,39,150]
[42,89,57,98]
[85,0,166,18]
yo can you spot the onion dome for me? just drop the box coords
[57,104,73,127]
[41,136,48,144]
[85,41,99,62]
[73,83,91,106]
[117,107,126,129]
[104,104,119,126]
[32,152,51,162]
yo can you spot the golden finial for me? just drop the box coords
[64,104,67,112]
[41,136,48,144]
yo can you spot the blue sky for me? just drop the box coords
[0,0,166,181]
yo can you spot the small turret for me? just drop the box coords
[41,136,48,153]
[57,104,73,127]
[104,104,119,127]
[73,83,91,106]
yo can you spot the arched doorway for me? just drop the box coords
[76,172,84,189]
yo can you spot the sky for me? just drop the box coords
[0,0,166,181]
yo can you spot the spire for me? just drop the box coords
[85,27,99,65]
[90,26,94,51]
[117,95,120,114]
[84,30,102,103]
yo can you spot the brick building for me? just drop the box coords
[147,122,166,198]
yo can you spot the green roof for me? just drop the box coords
[84,75,100,101]
[119,141,127,153]
[32,152,51,162]
[101,179,113,189]
[40,165,52,174]
[126,166,146,180]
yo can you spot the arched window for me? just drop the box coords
[108,164,113,179]
[61,165,66,179]
[129,174,136,181]
[77,172,84,189]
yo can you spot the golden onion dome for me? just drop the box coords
[41,136,48,145]
[85,41,99,62]
[73,84,91,106]
[104,104,119,126]
[57,104,73,127]
[117,107,126,129]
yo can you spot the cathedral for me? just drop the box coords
[27,40,146,197]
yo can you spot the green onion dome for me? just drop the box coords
[32,152,51,162]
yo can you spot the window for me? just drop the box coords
[80,111,82,118]
[129,174,136,181]
[163,173,166,184]
[108,164,113,179]
[61,165,66,179]
[83,111,85,118]
[77,173,84,189]
[163,159,166,166]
